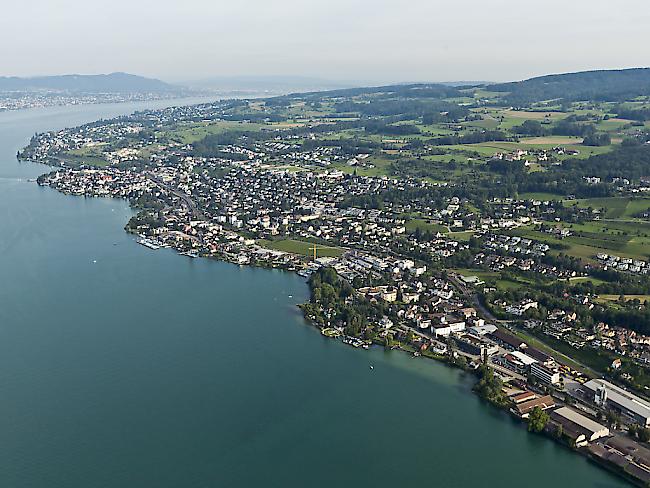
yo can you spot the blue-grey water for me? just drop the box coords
[0,100,630,487]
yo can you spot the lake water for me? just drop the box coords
[0,100,630,487]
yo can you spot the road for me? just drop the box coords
[448,272,501,322]
[147,174,203,220]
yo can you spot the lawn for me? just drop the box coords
[165,120,264,144]
[59,146,109,167]
[509,222,650,261]
[520,192,565,201]
[500,109,569,120]
[258,239,343,258]
[597,294,650,303]
[332,155,394,177]
[461,118,501,130]
[405,218,447,234]
[452,268,499,281]
[447,230,476,241]
[520,136,583,145]
[442,141,612,161]
[496,279,524,291]
[569,276,607,286]
[568,197,650,219]
[595,119,630,132]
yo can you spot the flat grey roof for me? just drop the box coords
[552,407,608,435]
[584,379,650,420]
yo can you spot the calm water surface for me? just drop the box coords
[0,100,630,487]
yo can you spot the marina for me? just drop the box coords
[137,237,161,250]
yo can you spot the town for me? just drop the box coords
[20,83,650,485]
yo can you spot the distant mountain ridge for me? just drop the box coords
[488,68,650,104]
[185,75,357,95]
[0,72,181,94]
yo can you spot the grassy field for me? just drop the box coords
[447,231,476,241]
[452,268,529,291]
[568,197,650,219]
[164,121,265,144]
[520,136,583,145]
[569,276,607,286]
[519,192,565,201]
[500,109,569,121]
[510,223,650,261]
[443,141,612,160]
[496,279,525,291]
[60,146,109,167]
[597,294,650,303]
[533,225,647,261]
[405,219,447,234]
[452,268,499,280]
[258,239,343,258]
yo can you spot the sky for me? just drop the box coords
[1,0,649,84]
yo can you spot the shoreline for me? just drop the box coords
[0,94,215,115]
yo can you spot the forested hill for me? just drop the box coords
[284,83,464,101]
[488,68,650,105]
[0,72,181,94]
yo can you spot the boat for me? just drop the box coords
[369,365,374,370]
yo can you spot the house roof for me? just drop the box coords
[515,395,555,415]
[490,329,526,348]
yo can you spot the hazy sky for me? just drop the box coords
[1,0,649,83]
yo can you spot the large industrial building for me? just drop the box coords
[583,379,650,427]
[550,407,610,447]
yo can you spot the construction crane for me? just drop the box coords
[308,244,321,260]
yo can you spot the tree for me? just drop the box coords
[473,364,506,406]
[605,410,621,430]
[384,334,394,350]
[629,424,638,438]
[405,330,414,344]
[454,354,468,370]
[528,406,549,433]
[513,120,547,137]
[583,132,611,147]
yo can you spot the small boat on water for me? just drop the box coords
[369,365,374,370]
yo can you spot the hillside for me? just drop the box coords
[488,68,650,105]
[0,72,181,94]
